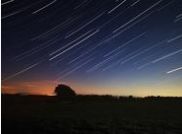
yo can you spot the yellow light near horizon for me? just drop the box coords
[2,80,182,97]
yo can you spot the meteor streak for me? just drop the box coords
[108,0,127,14]
[2,63,39,81]
[113,0,163,33]
[167,66,182,74]
[57,58,94,79]
[152,49,182,63]
[87,51,121,72]
[31,16,81,41]
[49,29,99,60]
[167,34,182,43]
[65,12,104,38]
[104,32,145,57]
[74,0,88,9]
[32,0,57,14]
[1,0,14,6]
[50,29,93,56]
[130,0,140,7]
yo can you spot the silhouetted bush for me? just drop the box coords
[128,95,133,99]
[54,84,76,98]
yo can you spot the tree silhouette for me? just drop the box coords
[54,84,76,98]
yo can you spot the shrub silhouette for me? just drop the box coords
[54,84,76,98]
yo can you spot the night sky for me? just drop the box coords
[2,0,182,96]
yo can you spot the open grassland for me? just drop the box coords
[2,95,182,134]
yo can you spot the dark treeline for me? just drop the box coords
[2,93,182,103]
[4,84,181,103]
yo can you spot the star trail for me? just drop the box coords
[2,0,182,96]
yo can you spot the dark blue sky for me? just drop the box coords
[2,0,182,96]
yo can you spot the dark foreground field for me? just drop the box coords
[2,94,182,134]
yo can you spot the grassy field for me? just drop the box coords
[2,94,182,134]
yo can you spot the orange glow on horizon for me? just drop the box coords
[2,80,182,97]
